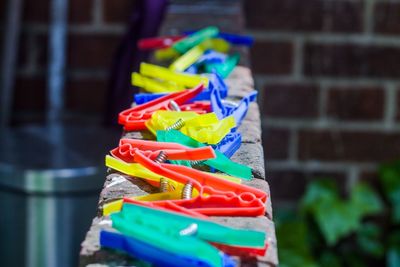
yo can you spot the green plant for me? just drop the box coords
[276,160,400,267]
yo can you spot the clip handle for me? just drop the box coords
[138,36,184,50]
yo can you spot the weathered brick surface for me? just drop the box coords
[262,84,319,118]
[327,86,384,121]
[298,130,400,162]
[244,0,363,33]
[251,41,293,75]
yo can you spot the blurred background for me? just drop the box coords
[1,0,399,266]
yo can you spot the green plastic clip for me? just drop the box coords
[157,130,252,180]
[173,26,219,54]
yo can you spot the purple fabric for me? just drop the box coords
[104,0,168,126]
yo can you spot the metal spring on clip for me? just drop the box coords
[159,177,169,192]
[166,119,185,131]
[154,151,167,163]
[190,160,204,166]
[181,182,193,199]
[169,100,181,111]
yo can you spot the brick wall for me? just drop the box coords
[2,0,136,124]
[244,0,400,206]
[5,0,399,206]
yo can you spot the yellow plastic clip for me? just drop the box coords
[169,44,205,72]
[140,63,209,88]
[202,38,230,53]
[145,111,199,135]
[146,111,236,145]
[131,72,185,93]
[154,47,180,61]
[182,115,236,144]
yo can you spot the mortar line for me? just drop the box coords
[288,129,298,163]
[384,82,397,130]
[363,0,375,36]
[249,30,400,46]
[346,166,360,193]
[254,74,400,86]
[93,0,103,26]
[263,117,400,132]
[292,36,304,80]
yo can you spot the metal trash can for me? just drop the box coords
[0,125,119,267]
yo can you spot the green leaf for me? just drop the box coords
[279,249,318,267]
[301,180,360,245]
[276,218,317,267]
[379,161,400,223]
[350,183,383,216]
[387,247,400,267]
[319,251,342,267]
[356,223,384,258]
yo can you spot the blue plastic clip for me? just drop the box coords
[100,231,236,267]
[134,73,228,104]
[210,81,257,127]
[212,132,242,158]
[197,50,227,66]
[184,31,254,47]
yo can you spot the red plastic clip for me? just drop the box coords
[121,150,267,217]
[111,139,216,163]
[138,36,184,50]
[118,84,210,131]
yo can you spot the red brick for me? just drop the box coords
[298,130,400,162]
[67,34,121,69]
[244,0,363,33]
[262,127,290,160]
[304,43,400,78]
[22,0,92,23]
[65,78,107,113]
[103,0,136,23]
[262,84,319,118]
[327,86,384,121]
[374,2,400,35]
[268,170,347,201]
[13,77,47,111]
[23,0,49,23]
[69,0,93,23]
[251,41,293,75]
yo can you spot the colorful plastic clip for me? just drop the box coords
[172,26,219,54]
[146,111,236,145]
[121,150,266,216]
[138,36,184,50]
[134,72,228,105]
[113,202,268,256]
[212,132,242,159]
[140,62,209,88]
[132,72,185,93]
[210,80,257,126]
[185,31,254,46]
[119,84,211,131]
[100,230,234,267]
[157,130,251,179]
[205,53,240,78]
[169,43,205,72]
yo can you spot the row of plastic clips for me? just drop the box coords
[101,26,267,267]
